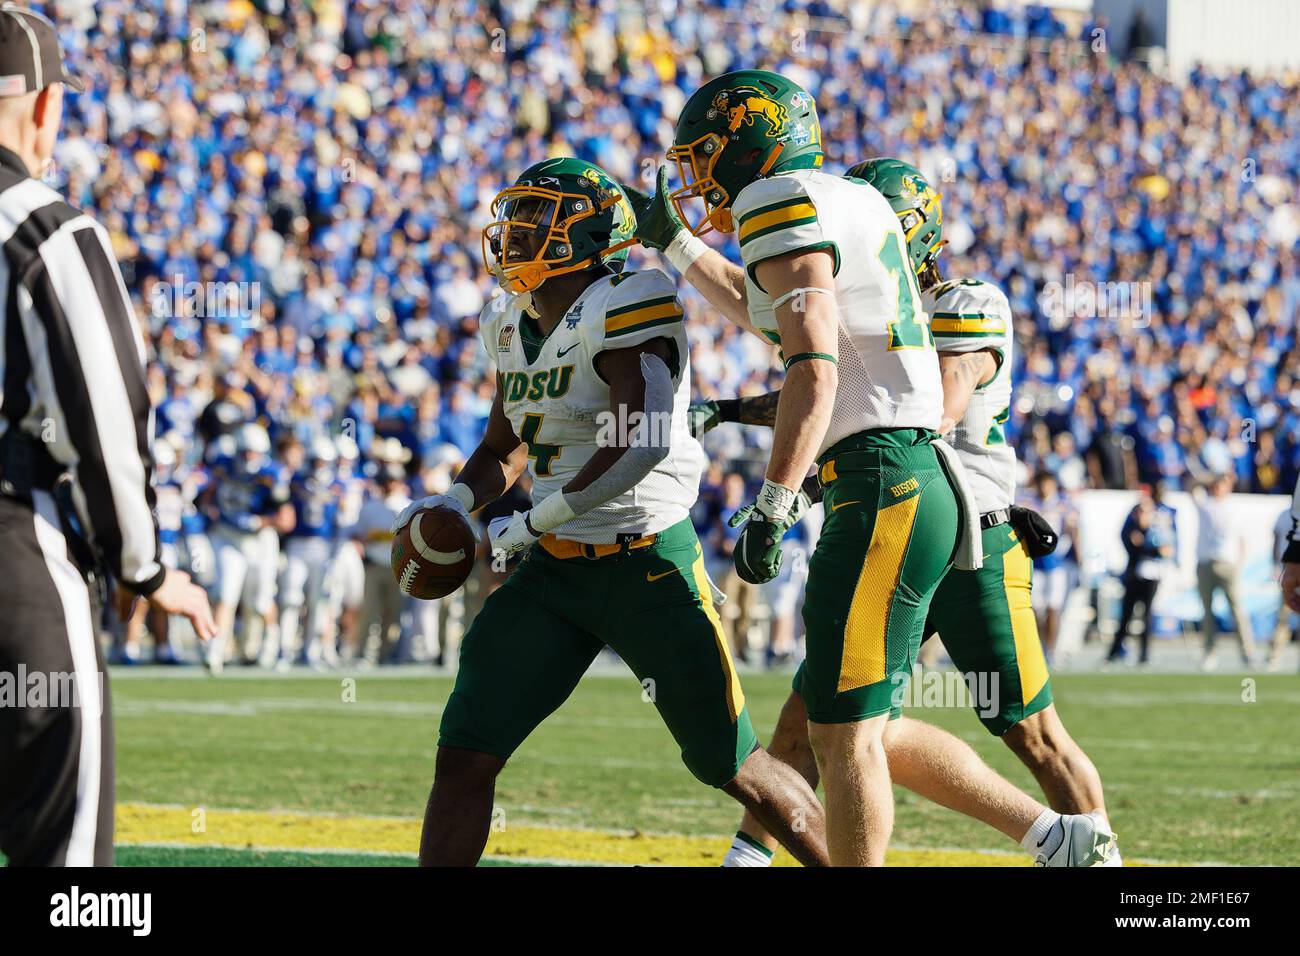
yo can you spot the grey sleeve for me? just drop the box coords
[562,353,674,516]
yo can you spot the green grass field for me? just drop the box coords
[106,668,1299,866]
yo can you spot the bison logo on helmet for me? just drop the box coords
[708,87,789,138]
[579,167,633,224]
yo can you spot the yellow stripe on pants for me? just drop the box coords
[839,494,921,693]
[691,553,745,720]
[1003,538,1048,705]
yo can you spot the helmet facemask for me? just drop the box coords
[667,132,789,238]
[667,132,736,236]
[482,184,635,295]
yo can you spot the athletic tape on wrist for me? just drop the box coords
[447,483,475,513]
[529,489,577,534]
[665,230,709,274]
[756,478,798,523]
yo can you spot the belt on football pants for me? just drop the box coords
[538,532,658,561]
[980,508,1011,530]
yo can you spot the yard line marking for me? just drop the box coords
[115,803,1180,867]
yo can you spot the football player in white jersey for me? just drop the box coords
[391,157,829,866]
[657,150,1119,865]
[640,71,1116,866]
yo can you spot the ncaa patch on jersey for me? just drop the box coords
[498,323,515,352]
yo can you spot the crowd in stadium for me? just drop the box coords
[48,0,1298,665]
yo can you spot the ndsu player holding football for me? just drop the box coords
[391,157,829,867]
[634,70,1117,867]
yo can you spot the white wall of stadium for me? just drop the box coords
[1073,489,1289,638]
[1094,0,1300,74]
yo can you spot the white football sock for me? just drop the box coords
[722,832,774,868]
[1020,808,1064,859]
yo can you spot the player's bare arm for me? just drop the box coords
[937,349,998,435]
[684,249,757,336]
[724,248,838,585]
[391,388,523,539]
[451,389,529,512]
[753,248,839,491]
[688,389,783,437]
[624,166,758,336]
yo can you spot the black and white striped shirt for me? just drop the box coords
[0,144,163,595]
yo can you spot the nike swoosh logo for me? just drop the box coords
[1037,819,1064,849]
[646,569,679,583]
[831,499,862,512]
[556,343,580,358]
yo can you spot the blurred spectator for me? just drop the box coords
[1193,475,1255,670]
[352,462,411,665]
[1107,488,1173,666]
[1270,505,1298,671]
[45,0,1299,668]
[1021,471,1079,662]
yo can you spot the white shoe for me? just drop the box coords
[205,639,225,677]
[1034,813,1120,867]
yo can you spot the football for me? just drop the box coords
[391,504,477,600]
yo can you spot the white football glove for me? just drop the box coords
[488,510,540,560]
[390,493,481,542]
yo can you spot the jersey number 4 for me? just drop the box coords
[878,233,934,350]
[520,413,561,477]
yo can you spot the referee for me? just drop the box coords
[0,6,214,866]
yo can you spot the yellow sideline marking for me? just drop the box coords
[116,803,1048,867]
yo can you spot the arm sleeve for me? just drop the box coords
[733,176,839,290]
[18,216,164,595]
[560,353,674,517]
[930,280,1012,370]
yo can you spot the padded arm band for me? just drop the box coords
[558,352,675,519]
[770,286,836,311]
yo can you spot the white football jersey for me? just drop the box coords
[922,278,1016,514]
[733,169,943,455]
[478,269,704,544]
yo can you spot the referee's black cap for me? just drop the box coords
[0,4,83,96]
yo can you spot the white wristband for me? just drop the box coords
[529,489,577,534]
[447,483,475,513]
[664,229,709,274]
[756,479,799,523]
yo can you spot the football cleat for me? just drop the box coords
[1034,812,1120,867]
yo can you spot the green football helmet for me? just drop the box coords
[845,158,943,276]
[482,157,636,294]
[668,70,823,236]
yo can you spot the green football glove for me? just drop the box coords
[728,489,811,585]
[622,165,686,252]
[687,400,722,438]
